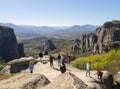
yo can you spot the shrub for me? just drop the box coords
[71,49,120,74]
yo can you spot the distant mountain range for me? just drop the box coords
[0,23,98,40]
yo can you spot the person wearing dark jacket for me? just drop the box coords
[60,62,66,73]
[39,52,43,62]
[49,55,54,68]
[94,70,103,83]
[57,54,61,67]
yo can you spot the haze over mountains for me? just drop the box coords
[0,23,98,40]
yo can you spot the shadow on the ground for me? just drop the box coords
[53,67,60,71]
[89,76,104,84]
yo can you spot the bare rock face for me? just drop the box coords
[97,21,120,53]
[0,57,34,74]
[0,73,50,89]
[72,39,81,52]
[74,39,81,45]
[78,20,120,54]
[44,39,56,51]
[18,43,25,57]
[80,34,87,53]
[93,43,99,53]
[72,44,80,52]
[80,33,97,53]
[43,72,87,89]
[0,26,20,62]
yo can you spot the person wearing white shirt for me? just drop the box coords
[86,61,91,77]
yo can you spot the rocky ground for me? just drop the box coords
[22,56,109,89]
[0,56,113,89]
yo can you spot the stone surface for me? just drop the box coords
[0,57,34,74]
[0,73,50,89]
[43,72,87,89]
[0,26,20,62]
[0,26,25,62]
[114,72,120,88]
[77,20,120,54]
[102,71,113,89]
[0,56,114,89]
[18,43,25,57]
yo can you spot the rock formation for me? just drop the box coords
[43,72,87,89]
[0,73,50,89]
[44,39,56,51]
[102,71,113,89]
[73,20,120,54]
[0,26,25,62]
[72,39,80,52]
[18,43,25,57]
[0,57,34,74]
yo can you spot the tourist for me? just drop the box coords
[60,62,66,73]
[94,70,103,83]
[49,55,54,68]
[86,61,91,77]
[57,53,61,67]
[29,61,34,73]
[39,52,43,62]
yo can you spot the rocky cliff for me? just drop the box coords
[44,39,56,51]
[0,26,25,62]
[73,20,120,54]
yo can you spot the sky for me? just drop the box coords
[0,0,120,26]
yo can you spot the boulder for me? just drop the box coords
[102,71,113,89]
[0,26,20,62]
[114,72,120,80]
[0,73,50,89]
[43,72,87,89]
[0,57,34,74]
[114,72,120,88]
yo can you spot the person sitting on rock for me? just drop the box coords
[94,70,103,83]
[60,62,66,73]
[29,61,34,73]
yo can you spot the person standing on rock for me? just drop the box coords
[29,61,34,73]
[60,62,66,73]
[86,61,91,77]
[49,55,54,68]
[94,70,103,83]
[39,52,43,62]
[57,53,61,67]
